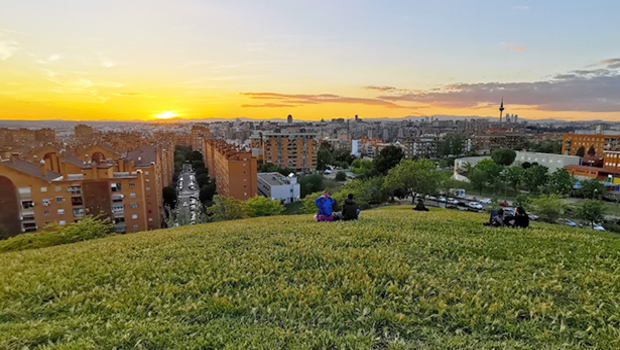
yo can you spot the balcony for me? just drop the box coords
[21,214,35,222]
[71,197,83,206]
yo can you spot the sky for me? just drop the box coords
[1,0,619,122]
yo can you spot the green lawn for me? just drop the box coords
[1,207,620,349]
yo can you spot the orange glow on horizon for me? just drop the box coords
[153,111,179,119]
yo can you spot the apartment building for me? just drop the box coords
[400,136,440,159]
[562,133,620,156]
[190,125,210,153]
[260,133,319,171]
[0,144,173,239]
[257,172,300,204]
[0,128,57,146]
[204,139,257,201]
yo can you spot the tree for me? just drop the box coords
[342,177,388,208]
[196,173,211,187]
[576,146,586,158]
[491,148,517,166]
[521,162,532,169]
[587,145,596,156]
[524,165,549,193]
[206,195,246,221]
[317,148,334,170]
[335,171,347,181]
[162,186,177,208]
[575,200,606,228]
[245,196,284,217]
[350,159,375,179]
[384,159,440,204]
[334,148,356,165]
[373,145,405,175]
[199,183,217,203]
[469,168,488,194]
[189,150,203,162]
[531,194,567,223]
[298,174,325,198]
[549,168,575,195]
[578,178,606,199]
[438,133,465,158]
[515,194,530,209]
[505,166,525,192]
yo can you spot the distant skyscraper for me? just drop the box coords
[355,114,359,121]
[499,97,505,122]
[287,114,293,124]
[514,115,518,123]
[505,114,511,123]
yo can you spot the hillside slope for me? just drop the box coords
[1,207,620,349]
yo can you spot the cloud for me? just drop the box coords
[363,85,397,92]
[241,92,409,108]
[101,59,116,68]
[500,42,526,51]
[378,59,620,112]
[48,54,61,62]
[0,37,18,60]
[241,103,300,108]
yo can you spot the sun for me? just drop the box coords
[153,111,179,119]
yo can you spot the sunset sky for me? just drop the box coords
[1,0,619,122]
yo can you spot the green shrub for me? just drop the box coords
[335,171,347,181]
[531,194,567,223]
[0,216,113,253]
[245,196,284,217]
[205,195,246,222]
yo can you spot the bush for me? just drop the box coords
[603,221,620,234]
[0,216,113,253]
[530,194,567,223]
[299,174,325,198]
[205,195,246,222]
[514,194,530,209]
[341,177,388,209]
[335,171,347,181]
[245,196,284,217]
[574,200,606,228]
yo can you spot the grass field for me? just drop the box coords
[1,207,620,349]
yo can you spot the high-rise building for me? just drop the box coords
[190,125,210,153]
[562,132,620,156]
[203,139,257,200]
[287,114,293,124]
[261,133,319,171]
[74,124,94,141]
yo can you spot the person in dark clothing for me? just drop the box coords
[413,199,430,211]
[484,208,506,227]
[341,193,360,221]
[505,206,530,228]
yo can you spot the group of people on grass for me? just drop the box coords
[314,192,529,229]
[314,193,360,221]
[484,207,530,228]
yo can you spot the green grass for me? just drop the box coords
[1,207,620,349]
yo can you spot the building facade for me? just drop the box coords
[204,139,257,200]
[261,133,319,171]
[562,133,620,156]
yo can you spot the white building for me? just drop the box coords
[514,151,581,172]
[257,172,301,204]
[351,140,360,157]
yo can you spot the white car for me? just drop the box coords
[427,195,437,201]
[468,202,483,210]
[447,198,459,205]
[527,212,539,220]
[438,196,447,202]
[593,224,606,232]
[480,198,492,204]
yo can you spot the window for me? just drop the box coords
[56,196,63,203]
[41,187,47,193]
[132,214,138,219]
[44,210,50,216]
[130,203,138,209]
[130,193,136,198]
[145,179,150,183]
[55,186,61,192]
[59,220,66,225]
[42,199,51,206]
[148,217,153,222]
[57,209,65,215]
[18,187,31,197]
[73,208,84,217]
[133,225,139,230]
[129,182,135,188]
[71,197,83,206]
[146,187,150,191]
[112,194,124,203]
[67,185,81,194]
[111,183,121,192]
[112,204,124,213]
[21,200,34,209]
[145,171,149,175]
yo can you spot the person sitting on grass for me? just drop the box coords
[484,208,506,227]
[505,207,530,228]
[413,199,430,212]
[315,193,335,221]
[341,193,360,221]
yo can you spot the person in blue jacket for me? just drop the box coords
[315,193,335,221]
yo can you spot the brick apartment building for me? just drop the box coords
[0,128,56,146]
[190,125,210,153]
[0,144,174,239]
[203,139,257,201]
[562,133,620,156]
[258,132,319,171]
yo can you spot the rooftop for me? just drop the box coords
[1,159,62,182]
[257,172,296,186]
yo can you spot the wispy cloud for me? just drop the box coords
[0,37,19,60]
[241,103,300,108]
[378,58,620,112]
[500,42,526,51]
[363,85,397,92]
[241,92,409,108]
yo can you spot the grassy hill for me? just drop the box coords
[1,207,620,349]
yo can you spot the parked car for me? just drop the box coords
[592,224,606,231]
[447,198,459,205]
[468,202,483,210]
[527,212,539,220]
[498,201,509,207]
[480,198,492,204]
[426,195,437,201]
[438,196,447,202]
[558,218,577,227]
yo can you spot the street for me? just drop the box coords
[176,162,200,225]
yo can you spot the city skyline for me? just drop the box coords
[1,1,620,122]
